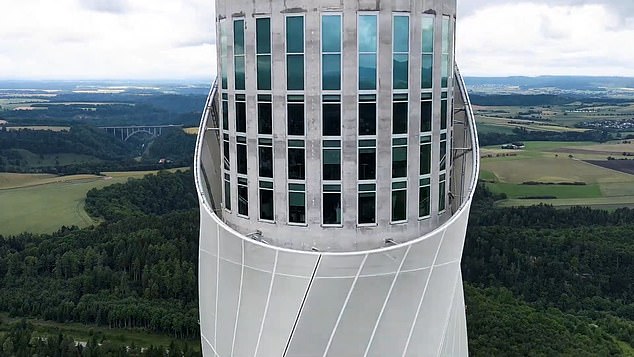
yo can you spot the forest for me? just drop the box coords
[0,126,196,174]
[0,171,632,355]
[478,127,612,146]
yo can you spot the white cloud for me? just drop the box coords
[0,0,215,80]
[457,2,634,76]
[0,0,631,79]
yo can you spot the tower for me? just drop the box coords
[194,1,479,356]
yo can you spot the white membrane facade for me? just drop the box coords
[195,0,479,356]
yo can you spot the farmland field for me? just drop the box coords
[481,141,634,208]
[0,169,187,236]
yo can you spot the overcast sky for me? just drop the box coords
[1,0,633,80]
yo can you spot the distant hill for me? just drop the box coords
[465,76,634,91]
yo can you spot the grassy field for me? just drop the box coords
[0,313,199,351]
[0,169,187,236]
[481,141,634,208]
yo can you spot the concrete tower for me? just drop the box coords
[194,0,479,356]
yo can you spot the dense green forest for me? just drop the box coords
[0,126,196,174]
[478,127,612,146]
[0,171,632,355]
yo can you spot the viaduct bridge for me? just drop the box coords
[100,125,183,141]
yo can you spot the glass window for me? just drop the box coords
[359,54,377,90]
[358,192,376,224]
[393,16,409,90]
[439,174,446,212]
[236,100,246,133]
[257,55,272,91]
[393,100,408,134]
[238,180,248,216]
[234,20,245,55]
[323,148,341,181]
[441,98,448,130]
[234,56,245,91]
[322,15,342,52]
[419,179,431,218]
[220,21,229,89]
[358,15,377,52]
[288,148,305,180]
[224,177,231,211]
[258,146,273,178]
[322,54,341,91]
[392,145,408,178]
[223,135,230,170]
[359,148,376,180]
[286,16,304,53]
[257,18,271,54]
[237,142,247,175]
[358,15,377,91]
[420,137,431,175]
[422,54,433,90]
[287,55,304,91]
[421,98,432,132]
[323,103,341,136]
[441,16,451,88]
[287,103,305,136]
[391,187,406,222]
[440,134,447,171]
[422,16,434,53]
[258,102,272,135]
[259,187,274,221]
[222,100,229,131]
[359,101,376,136]
[323,192,342,225]
[322,15,342,91]
[289,192,305,224]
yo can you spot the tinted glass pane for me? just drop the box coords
[322,54,341,91]
[441,54,449,88]
[258,146,273,178]
[256,18,271,54]
[287,103,304,135]
[220,22,229,89]
[224,180,231,210]
[391,189,406,221]
[422,54,433,89]
[289,192,306,223]
[260,189,274,220]
[359,148,376,180]
[235,56,245,90]
[393,16,409,53]
[439,181,446,211]
[392,146,407,178]
[236,101,246,133]
[442,16,450,54]
[358,15,377,52]
[258,103,272,135]
[238,185,248,216]
[234,20,244,55]
[323,149,341,181]
[440,140,447,171]
[222,101,229,130]
[286,16,304,53]
[359,54,377,90]
[322,15,341,53]
[393,102,408,134]
[359,102,376,135]
[441,99,448,130]
[223,140,230,169]
[420,143,431,175]
[288,148,305,180]
[323,193,342,225]
[257,55,272,90]
[421,101,432,132]
[237,143,247,174]
[419,185,430,217]
[393,54,408,90]
[287,54,304,90]
[358,192,376,224]
[323,103,341,136]
[422,17,434,53]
